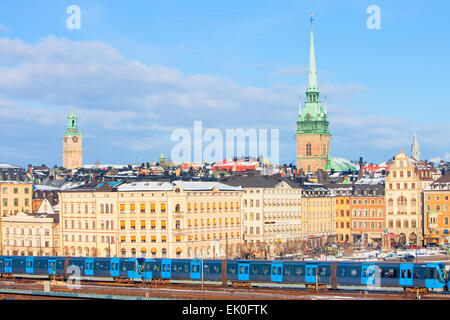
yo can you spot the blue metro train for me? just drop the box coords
[0,256,447,292]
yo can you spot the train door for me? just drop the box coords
[305,264,318,283]
[48,259,56,275]
[26,257,34,274]
[238,262,250,281]
[400,263,413,286]
[361,263,376,285]
[84,258,94,276]
[5,258,12,273]
[271,262,283,282]
[110,258,120,277]
[161,259,172,279]
[190,260,201,280]
[425,263,439,289]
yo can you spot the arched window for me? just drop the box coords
[397,196,407,207]
[388,198,394,207]
[175,204,180,213]
[306,143,312,156]
[175,220,181,229]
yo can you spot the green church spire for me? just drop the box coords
[307,23,319,93]
[296,17,329,135]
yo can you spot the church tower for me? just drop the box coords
[296,18,331,172]
[63,110,83,170]
[411,133,420,161]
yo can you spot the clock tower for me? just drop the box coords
[63,110,83,170]
[296,20,331,172]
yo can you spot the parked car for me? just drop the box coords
[383,253,398,261]
[408,243,419,249]
[400,254,415,262]
[427,242,440,248]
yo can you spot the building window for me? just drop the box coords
[306,143,312,156]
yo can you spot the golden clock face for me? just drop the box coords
[73,136,78,143]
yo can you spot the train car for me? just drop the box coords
[227,260,332,286]
[65,257,143,281]
[0,256,66,279]
[335,262,447,291]
[227,260,447,292]
[141,258,223,282]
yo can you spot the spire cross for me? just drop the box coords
[309,13,314,28]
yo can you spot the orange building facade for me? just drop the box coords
[350,184,385,246]
[424,174,450,244]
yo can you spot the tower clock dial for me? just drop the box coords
[73,136,78,143]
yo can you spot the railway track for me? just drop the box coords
[1,278,449,300]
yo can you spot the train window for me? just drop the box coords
[213,265,220,273]
[258,266,267,275]
[162,264,166,272]
[388,269,397,278]
[278,267,282,275]
[284,266,291,276]
[295,266,303,276]
[427,269,435,279]
[228,265,236,274]
[244,266,248,274]
[184,265,189,273]
[401,270,406,278]
[339,268,346,277]
[319,268,327,276]
[272,267,276,274]
[251,266,258,275]
[407,270,411,278]
[239,266,243,274]
[307,268,311,276]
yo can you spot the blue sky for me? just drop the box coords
[0,0,448,167]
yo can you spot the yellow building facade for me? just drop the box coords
[0,182,33,216]
[1,211,59,256]
[331,186,352,243]
[301,186,336,247]
[59,181,242,259]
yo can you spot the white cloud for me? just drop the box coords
[0,35,447,165]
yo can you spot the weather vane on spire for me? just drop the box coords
[309,13,314,28]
